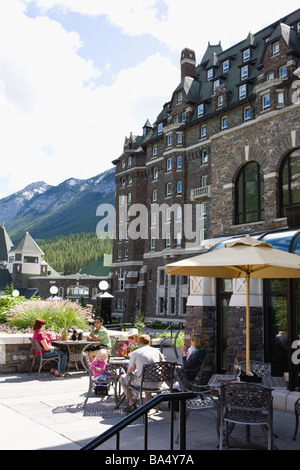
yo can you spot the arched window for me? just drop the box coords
[279,148,300,217]
[235,161,264,224]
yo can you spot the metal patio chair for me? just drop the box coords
[160,330,180,359]
[219,382,273,450]
[29,338,61,374]
[236,360,271,377]
[83,354,120,407]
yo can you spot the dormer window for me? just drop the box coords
[214,79,220,91]
[207,68,214,81]
[239,84,247,100]
[223,60,230,73]
[198,104,204,117]
[158,123,163,135]
[241,65,248,80]
[273,42,280,56]
[178,91,183,103]
[243,48,250,62]
[218,95,223,109]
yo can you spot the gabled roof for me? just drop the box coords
[9,232,44,255]
[0,225,13,261]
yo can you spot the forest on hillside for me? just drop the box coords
[38,232,113,275]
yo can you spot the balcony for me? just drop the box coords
[190,185,211,201]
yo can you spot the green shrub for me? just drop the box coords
[0,295,27,324]
[7,299,90,332]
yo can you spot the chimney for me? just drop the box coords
[180,48,196,81]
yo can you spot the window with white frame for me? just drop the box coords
[223,60,230,73]
[158,123,163,135]
[267,71,274,81]
[262,93,270,110]
[118,272,125,291]
[241,65,248,80]
[201,202,207,217]
[166,182,172,198]
[128,156,132,167]
[166,233,171,248]
[178,91,183,103]
[182,111,186,122]
[273,42,280,56]
[222,116,228,130]
[152,189,157,202]
[177,205,182,221]
[244,107,252,121]
[151,212,156,227]
[202,175,208,187]
[202,151,209,165]
[218,95,223,109]
[207,68,213,81]
[152,145,157,157]
[151,238,156,252]
[176,232,182,248]
[128,192,132,204]
[198,104,204,117]
[166,207,171,222]
[153,166,158,181]
[177,181,182,196]
[167,134,172,147]
[243,48,250,62]
[177,133,183,145]
[201,124,207,139]
[214,79,220,91]
[277,91,284,106]
[279,65,287,78]
[177,155,182,170]
[124,249,128,260]
[174,115,179,124]
[166,157,172,172]
[239,84,247,100]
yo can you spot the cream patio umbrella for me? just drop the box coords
[166,235,300,374]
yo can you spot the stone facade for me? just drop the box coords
[110,10,300,378]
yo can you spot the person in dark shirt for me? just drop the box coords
[181,333,207,381]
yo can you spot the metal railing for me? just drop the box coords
[80,391,197,451]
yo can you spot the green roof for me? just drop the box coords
[79,254,112,277]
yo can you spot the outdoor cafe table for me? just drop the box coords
[108,356,130,408]
[52,339,99,371]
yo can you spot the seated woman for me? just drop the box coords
[118,328,139,357]
[180,333,207,381]
[33,318,68,377]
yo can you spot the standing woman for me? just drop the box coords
[33,318,68,377]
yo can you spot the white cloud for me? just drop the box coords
[0,0,179,198]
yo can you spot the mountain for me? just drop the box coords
[0,168,116,242]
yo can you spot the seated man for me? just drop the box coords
[86,317,111,360]
[120,334,164,411]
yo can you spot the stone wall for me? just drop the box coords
[0,335,33,373]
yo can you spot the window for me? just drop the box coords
[243,48,250,62]
[207,68,213,81]
[201,125,207,139]
[167,135,172,147]
[118,272,125,291]
[128,192,132,204]
[152,166,158,181]
[244,107,252,121]
[239,84,247,100]
[166,182,172,198]
[279,65,287,78]
[235,161,265,224]
[202,175,208,187]
[214,79,220,91]
[151,238,156,252]
[24,256,38,263]
[174,115,179,124]
[182,112,186,122]
[267,71,275,81]
[177,181,182,196]
[201,202,207,217]
[176,232,182,248]
[221,116,228,130]
[151,212,156,226]
[273,42,280,56]
[198,104,204,117]
[128,156,132,167]
[166,233,171,248]
[158,123,163,135]
[178,91,183,103]
[279,148,300,217]
[262,93,270,110]
[177,205,182,221]
[166,157,172,172]
[177,155,182,170]
[122,160,125,169]
[152,189,157,202]
[277,91,284,107]
[223,60,230,73]
[217,95,223,109]
[202,151,209,165]
[177,133,183,145]
[241,65,248,80]
[152,145,157,157]
[124,249,128,260]
[67,285,89,297]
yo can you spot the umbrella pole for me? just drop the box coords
[246,273,250,375]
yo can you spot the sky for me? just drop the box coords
[0,1,299,199]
